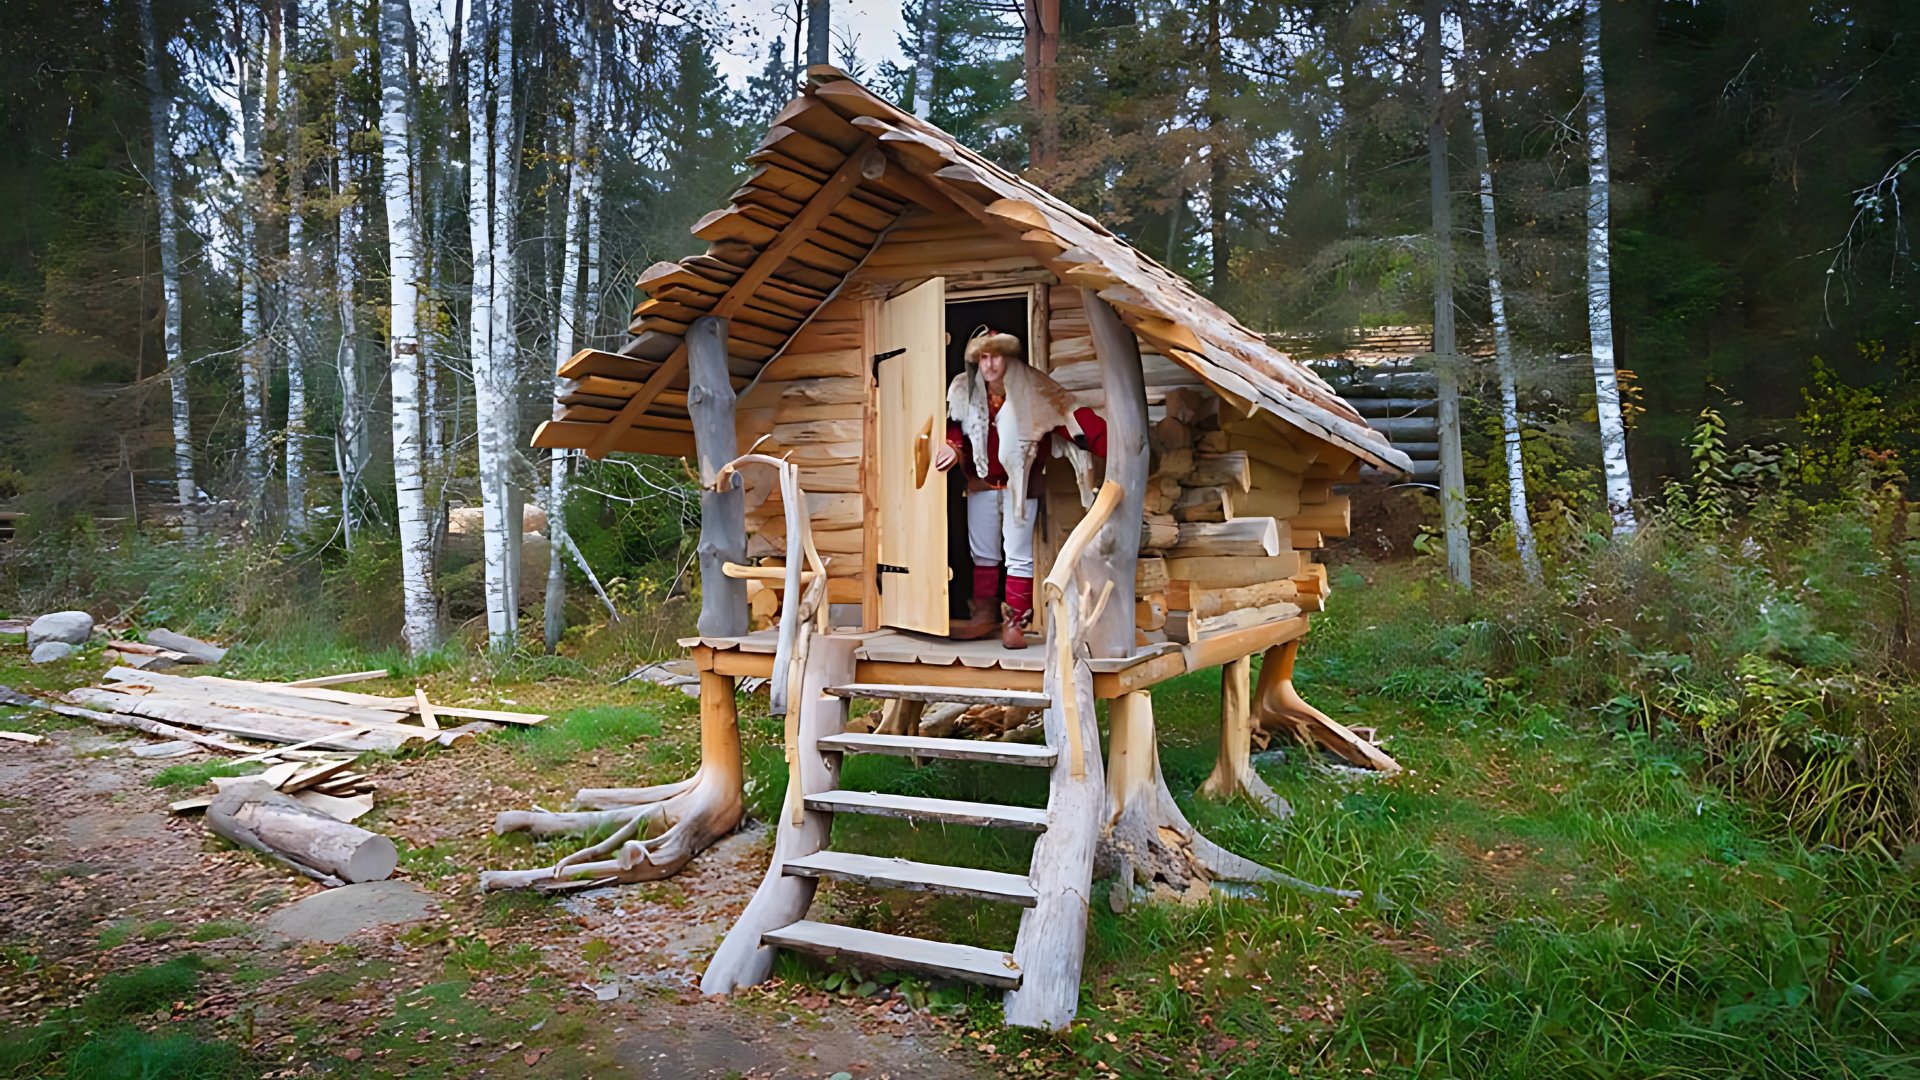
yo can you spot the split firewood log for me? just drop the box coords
[207,781,397,884]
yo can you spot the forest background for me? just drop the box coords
[5,0,1918,609]
[3,0,1920,822]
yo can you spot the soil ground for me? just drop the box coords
[0,715,996,1079]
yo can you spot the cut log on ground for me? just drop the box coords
[207,781,397,884]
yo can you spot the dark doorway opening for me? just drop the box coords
[943,296,1029,621]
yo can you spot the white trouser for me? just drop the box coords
[966,488,1039,579]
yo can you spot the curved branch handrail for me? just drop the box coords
[1041,480,1127,779]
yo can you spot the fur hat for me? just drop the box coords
[962,326,1023,364]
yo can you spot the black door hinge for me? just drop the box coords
[871,348,906,378]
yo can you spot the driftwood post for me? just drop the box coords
[688,315,747,637]
[1083,292,1148,658]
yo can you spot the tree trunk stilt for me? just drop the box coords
[1199,655,1289,815]
[1249,641,1401,774]
[482,671,744,890]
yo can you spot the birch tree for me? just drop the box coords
[380,0,438,651]
[234,5,270,519]
[331,4,369,546]
[1583,0,1635,533]
[910,0,941,119]
[544,15,598,655]
[468,0,521,650]
[284,0,310,534]
[137,0,196,513]
[1425,0,1470,588]
[1471,90,1540,581]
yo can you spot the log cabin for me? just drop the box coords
[530,66,1411,1030]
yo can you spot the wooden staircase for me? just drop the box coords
[715,678,1065,993]
[702,484,1124,1030]
[701,631,1105,1029]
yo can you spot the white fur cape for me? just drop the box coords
[946,361,1096,522]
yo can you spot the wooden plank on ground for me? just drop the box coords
[287,670,390,687]
[414,690,438,731]
[103,668,412,727]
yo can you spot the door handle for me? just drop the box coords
[913,415,935,489]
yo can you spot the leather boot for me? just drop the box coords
[1001,604,1030,650]
[1001,575,1034,650]
[949,597,1001,640]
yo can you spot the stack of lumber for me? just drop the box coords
[169,752,381,819]
[64,668,544,756]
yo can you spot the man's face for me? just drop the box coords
[978,351,1009,383]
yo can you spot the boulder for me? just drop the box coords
[27,611,93,649]
[30,641,74,664]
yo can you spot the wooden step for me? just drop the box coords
[763,920,1022,989]
[804,789,1048,831]
[784,851,1038,905]
[825,683,1052,710]
[817,732,1057,767]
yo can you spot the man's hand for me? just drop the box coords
[934,440,960,471]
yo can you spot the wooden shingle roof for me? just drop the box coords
[534,67,1409,474]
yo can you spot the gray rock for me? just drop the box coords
[27,611,93,648]
[262,879,439,943]
[29,641,74,664]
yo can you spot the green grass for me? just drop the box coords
[762,567,1920,1078]
[149,760,269,790]
[499,702,668,768]
[188,920,248,942]
[0,958,250,1079]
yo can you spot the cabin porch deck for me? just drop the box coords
[684,614,1310,698]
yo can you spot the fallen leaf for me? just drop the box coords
[524,1052,541,1066]
[341,1049,362,1062]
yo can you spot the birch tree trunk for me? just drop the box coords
[468,0,521,650]
[1425,0,1470,589]
[381,0,437,652]
[545,48,587,655]
[137,0,196,513]
[911,0,942,120]
[333,7,367,547]
[284,0,309,535]
[236,9,269,521]
[1584,0,1636,534]
[1471,91,1540,582]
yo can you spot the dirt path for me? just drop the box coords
[0,725,995,1079]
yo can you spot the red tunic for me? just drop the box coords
[946,405,1109,493]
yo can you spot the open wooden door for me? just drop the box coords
[876,278,948,634]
